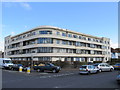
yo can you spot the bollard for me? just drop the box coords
[19,66,23,72]
[27,67,30,74]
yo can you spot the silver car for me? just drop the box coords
[79,65,100,75]
[93,63,114,72]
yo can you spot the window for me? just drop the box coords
[90,44,95,48]
[100,40,103,43]
[76,49,81,54]
[56,40,60,44]
[76,58,80,61]
[76,42,81,46]
[39,31,52,34]
[37,38,53,44]
[37,47,53,53]
[57,32,60,35]
[82,37,86,40]
[32,32,36,35]
[38,57,51,61]
[73,35,78,38]
[62,33,66,37]
[23,35,26,38]
[88,38,91,41]
[79,36,82,39]
[68,34,72,37]
[62,40,67,45]
[68,41,72,45]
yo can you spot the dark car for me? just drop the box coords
[116,71,120,84]
[113,63,120,70]
[11,64,27,71]
[33,63,61,73]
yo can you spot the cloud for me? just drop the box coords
[24,25,28,28]
[3,2,32,10]
[110,41,118,49]
[11,32,15,35]
[20,2,32,10]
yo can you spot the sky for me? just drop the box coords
[1,2,118,51]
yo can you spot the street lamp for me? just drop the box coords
[31,54,34,70]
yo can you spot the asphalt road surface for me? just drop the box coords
[2,69,120,88]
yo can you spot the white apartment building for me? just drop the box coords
[4,26,111,63]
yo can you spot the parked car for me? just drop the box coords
[93,63,114,72]
[113,63,120,70]
[11,64,27,71]
[33,63,61,73]
[116,71,120,84]
[79,65,100,75]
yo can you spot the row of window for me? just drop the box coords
[7,30,109,46]
[6,38,109,50]
[10,30,52,42]
[57,31,109,44]
[9,47,108,55]
[11,57,103,62]
[57,40,104,49]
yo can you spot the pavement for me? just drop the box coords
[2,69,120,88]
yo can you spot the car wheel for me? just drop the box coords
[52,69,57,73]
[110,68,113,72]
[11,68,14,70]
[96,70,99,73]
[9,66,12,70]
[37,69,41,72]
[87,71,91,75]
[99,69,102,72]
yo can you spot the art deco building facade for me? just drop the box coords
[4,26,111,62]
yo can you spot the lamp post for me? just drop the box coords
[30,54,34,70]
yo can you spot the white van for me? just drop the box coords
[0,58,14,69]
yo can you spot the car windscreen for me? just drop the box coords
[3,60,12,63]
[17,64,23,66]
[80,66,87,68]
[116,64,120,65]
[49,63,54,66]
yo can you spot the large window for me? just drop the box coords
[37,38,53,44]
[57,32,60,35]
[73,35,78,38]
[62,40,68,45]
[37,47,53,53]
[76,42,81,46]
[62,32,67,37]
[38,57,51,61]
[68,34,72,37]
[39,31,52,34]
[56,40,60,44]
[68,41,73,45]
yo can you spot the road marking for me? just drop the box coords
[39,73,75,79]
[54,86,59,88]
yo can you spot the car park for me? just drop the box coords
[113,63,120,70]
[79,65,100,75]
[33,63,61,73]
[93,63,114,72]
[11,64,27,71]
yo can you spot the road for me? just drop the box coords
[2,69,120,88]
